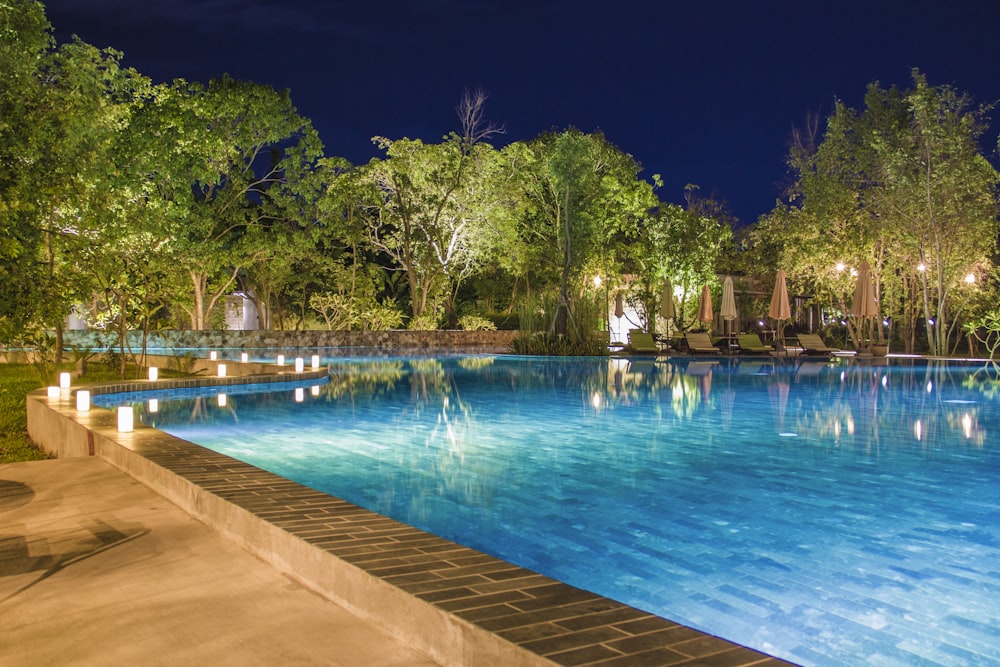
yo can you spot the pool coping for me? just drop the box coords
[26,369,793,667]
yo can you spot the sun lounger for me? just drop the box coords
[685,332,722,354]
[736,333,774,355]
[796,333,837,356]
[627,331,660,354]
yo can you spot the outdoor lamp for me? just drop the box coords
[148,366,158,381]
[311,354,320,369]
[210,351,217,361]
[76,390,90,411]
[46,386,60,399]
[59,372,71,389]
[295,357,304,373]
[241,352,249,363]
[117,406,134,432]
[277,354,285,366]
[217,364,227,378]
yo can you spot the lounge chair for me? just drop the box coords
[736,333,774,355]
[685,332,722,354]
[627,331,660,354]
[796,333,837,356]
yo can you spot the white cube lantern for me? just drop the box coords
[59,372,71,389]
[240,352,249,363]
[76,390,90,411]
[217,363,227,378]
[46,386,60,399]
[209,351,217,361]
[117,406,134,432]
[311,355,320,369]
[148,366,159,381]
[295,357,304,373]
[277,354,285,366]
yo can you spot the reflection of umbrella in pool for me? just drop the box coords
[768,379,790,432]
[614,292,624,319]
[768,270,791,345]
[720,276,737,336]
[659,279,675,320]
[697,285,714,326]
[851,260,878,345]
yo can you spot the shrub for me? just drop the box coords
[408,314,439,331]
[458,315,497,331]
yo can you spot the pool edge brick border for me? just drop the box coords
[27,375,794,667]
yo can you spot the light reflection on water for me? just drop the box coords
[99,355,1000,667]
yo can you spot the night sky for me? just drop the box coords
[41,0,1000,225]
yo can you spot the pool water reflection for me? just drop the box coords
[98,355,1000,666]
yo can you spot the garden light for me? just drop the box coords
[117,406,133,432]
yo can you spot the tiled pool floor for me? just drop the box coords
[28,378,791,667]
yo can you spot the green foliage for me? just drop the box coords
[510,332,608,356]
[756,69,999,355]
[408,314,440,331]
[0,364,47,463]
[964,309,1000,360]
[512,290,606,355]
[458,315,497,331]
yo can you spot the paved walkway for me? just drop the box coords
[0,457,440,667]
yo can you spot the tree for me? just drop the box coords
[0,1,155,363]
[150,75,322,329]
[512,129,660,336]
[356,92,506,325]
[876,72,999,355]
[756,71,999,354]
[627,186,734,332]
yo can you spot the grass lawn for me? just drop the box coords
[0,362,190,464]
[0,364,48,463]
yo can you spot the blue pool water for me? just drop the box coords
[96,355,1000,666]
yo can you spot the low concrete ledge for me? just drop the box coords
[26,373,788,667]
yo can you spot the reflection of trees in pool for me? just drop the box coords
[320,360,407,404]
[770,360,990,454]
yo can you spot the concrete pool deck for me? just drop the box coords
[0,457,440,666]
[20,370,794,667]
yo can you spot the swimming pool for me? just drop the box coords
[96,355,1000,666]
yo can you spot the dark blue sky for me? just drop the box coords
[43,0,1000,225]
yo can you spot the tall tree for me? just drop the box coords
[356,91,505,324]
[756,71,999,353]
[512,129,659,336]
[151,75,322,329]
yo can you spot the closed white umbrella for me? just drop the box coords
[851,260,878,349]
[720,276,737,336]
[659,279,675,320]
[851,260,878,319]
